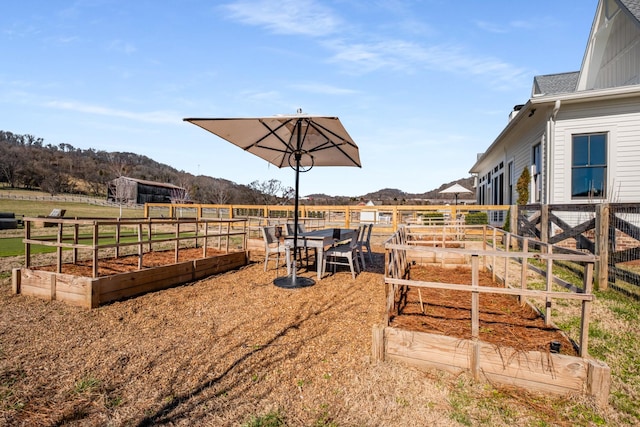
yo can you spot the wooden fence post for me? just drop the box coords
[471,255,480,380]
[372,324,385,362]
[540,204,549,244]
[595,203,609,290]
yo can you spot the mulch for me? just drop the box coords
[389,265,577,356]
[0,246,590,425]
[33,249,575,356]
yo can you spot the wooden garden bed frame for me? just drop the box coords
[374,225,611,407]
[12,217,249,309]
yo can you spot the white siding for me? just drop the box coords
[552,98,640,203]
[594,7,640,88]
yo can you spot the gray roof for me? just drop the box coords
[621,0,640,21]
[532,72,579,96]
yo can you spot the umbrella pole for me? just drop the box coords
[291,152,300,283]
[273,119,314,289]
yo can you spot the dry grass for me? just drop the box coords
[0,241,620,426]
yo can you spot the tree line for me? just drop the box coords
[0,130,476,206]
[0,130,298,205]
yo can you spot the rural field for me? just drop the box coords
[1,196,639,426]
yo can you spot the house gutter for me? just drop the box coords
[545,100,562,204]
[469,84,640,174]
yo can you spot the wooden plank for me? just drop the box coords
[12,268,20,294]
[610,246,640,264]
[587,359,611,408]
[476,343,587,391]
[55,274,92,296]
[385,328,472,372]
[548,204,596,212]
[383,327,606,399]
[580,263,594,357]
[611,214,640,241]
[385,243,596,262]
[548,213,595,251]
[18,270,56,299]
[371,324,385,362]
[384,277,594,301]
[98,261,194,296]
[193,252,247,280]
[548,215,595,245]
[596,204,609,290]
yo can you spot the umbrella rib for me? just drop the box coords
[243,119,297,168]
[305,121,361,167]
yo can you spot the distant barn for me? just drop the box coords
[107,176,187,205]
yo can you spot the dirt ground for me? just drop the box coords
[0,242,605,426]
[32,248,576,356]
[390,266,577,356]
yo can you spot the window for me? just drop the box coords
[532,143,542,202]
[572,133,607,199]
[507,160,514,205]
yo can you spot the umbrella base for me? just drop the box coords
[273,276,315,289]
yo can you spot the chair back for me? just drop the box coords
[364,223,373,242]
[357,224,367,243]
[347,230,359,249]
[262,226,280,245]
[286,223,306,235]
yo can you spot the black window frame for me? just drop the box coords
[571,132,607,199]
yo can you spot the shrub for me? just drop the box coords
[465,212,488,225]
[422,212,445,224]
[516,167,530,205]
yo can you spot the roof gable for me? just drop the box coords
[533,72,580,96]
[578,0,640,90]
[621,0,640,20]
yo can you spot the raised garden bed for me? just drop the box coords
[13,248,248,309]
[378,228,610,407]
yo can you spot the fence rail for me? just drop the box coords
[144,203,510,233]
[21,216,247,278]
[517,203,640,291]
[384,225,597,357]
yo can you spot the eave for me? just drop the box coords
[469,84,640,174]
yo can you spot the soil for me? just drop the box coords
[32,249,576,356]
[389,266,577,356]
[33,247,226,277]
[0,242,590,426]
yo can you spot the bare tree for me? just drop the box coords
[248,179,294,205]
[210,179,231,204]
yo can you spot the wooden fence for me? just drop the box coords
[377,225,609,405]
[19,216,247,277]
[13,217,248,308]
[144,203,510,234]
[517,203,640,291]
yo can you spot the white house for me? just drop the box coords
[470,0,640,206]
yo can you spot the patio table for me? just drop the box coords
[284,228,353,280]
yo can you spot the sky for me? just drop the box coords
[1,0,598,197]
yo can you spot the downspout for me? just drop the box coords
[545,99,561,204]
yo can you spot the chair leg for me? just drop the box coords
[348,256,356,279]
[264,252,269,271]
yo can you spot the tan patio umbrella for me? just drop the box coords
[184,110,361,288]
[439,183,472,205]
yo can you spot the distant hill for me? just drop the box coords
[354,177,475,204]
[0,130,475,205]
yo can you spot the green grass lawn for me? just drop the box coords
[0,231,200,257]
[0,194,144,219]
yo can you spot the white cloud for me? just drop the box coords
[108,39,136,54]
[289,82,358,95]
[474,20,508,34]
[44,100,179,124]
[220,0,341,37]
[325,38,528,88]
